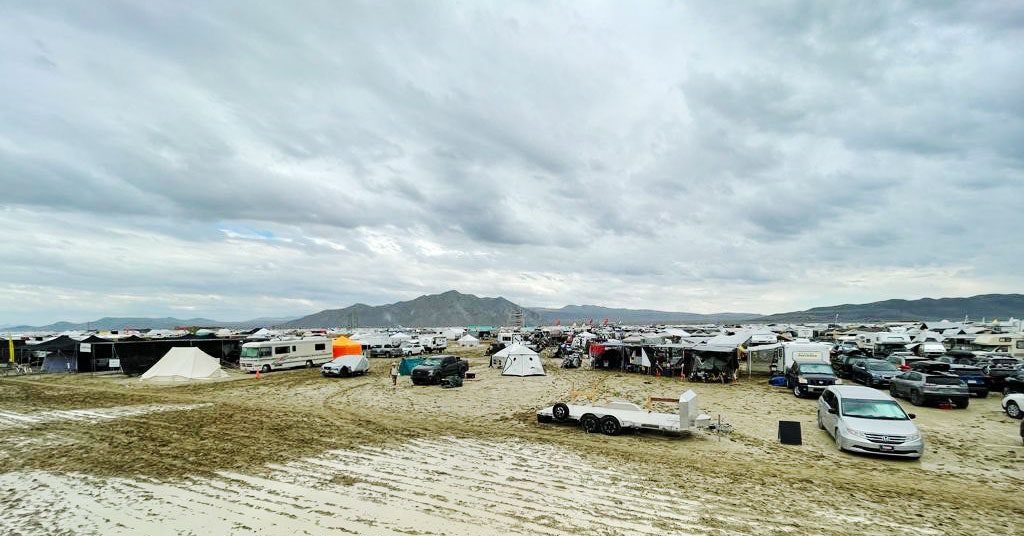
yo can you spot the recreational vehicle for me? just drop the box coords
[972,333,1024,359]
[857,332,912,357]
[239,337,333,373]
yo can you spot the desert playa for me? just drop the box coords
[1,346,1021,535]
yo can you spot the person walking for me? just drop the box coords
[390,361,399,387]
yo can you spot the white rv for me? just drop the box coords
[857,332,912,357]
[239,337,333,373]
[972,333,1024,358]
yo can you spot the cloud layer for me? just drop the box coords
[1,1,1022,325]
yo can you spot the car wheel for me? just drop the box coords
[816,412,824,430]
[793,385,803,398]
[1005,401,1022,419]
[954,397,969,409]
[599,416,622,436]
[835,430,845,452]
[889,386,898,398]
[260,365,271,373]
[910,390,924,406]
[340,367,351,378]
[580,414,600,433]
[552,403,570,422]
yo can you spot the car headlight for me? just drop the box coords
[845,427,867,438]
[834,379,843,384]
[905,432,921,442]
[798,376,808,384]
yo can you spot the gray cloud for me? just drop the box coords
[0,1,1022,325]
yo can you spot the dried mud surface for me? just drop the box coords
[1,346,1021,535]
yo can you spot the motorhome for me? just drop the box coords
[239,337,333,373]
[772,341,833,373]
[972,333,1024,358]
[858,332,912,357]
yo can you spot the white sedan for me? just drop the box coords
[1002,393,1024,419]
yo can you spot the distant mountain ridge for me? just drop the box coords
[5,316,295,332]
[283,290,542,328]
[758,294,1024,323]
[531,305,759,324]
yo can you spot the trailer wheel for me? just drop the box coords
[260,365,271,373]
[306,360,314,368]
[600,416,622,436]
[580,414,600,433]
[552,403,570,422]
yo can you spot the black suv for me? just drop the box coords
[1003,371,1024,395]
[411,355,469,385]
[785,361,839,398]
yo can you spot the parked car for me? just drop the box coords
[947,364,990,398]
[936,351,978,365]
[849,359,900,388]
[817,385,923,459]
[1002,393,1024,419]
[1002,371,1024,396]
[410,355,469,385]
[885,354,930,372]
[977,356,1022,390]
[401,343,425,356]
[368,345,402,358]
[320,355,369,377]
[836,354,870,379]
[890,371,970,408]
[785,361,841,398]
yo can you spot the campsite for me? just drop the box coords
[1,338,1022,535]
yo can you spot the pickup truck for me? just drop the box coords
[368,345,403,358]
[411,355,469,385]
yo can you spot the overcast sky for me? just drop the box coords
[1,1,1022,325]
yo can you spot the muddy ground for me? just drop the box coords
[1,346,1021,535]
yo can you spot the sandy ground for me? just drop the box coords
[1,346,1022,535]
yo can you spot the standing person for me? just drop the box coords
[390,361,399,387]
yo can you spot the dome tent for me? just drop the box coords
[501,344,545,377]
[332,336,362,357]
[141,347,228,382]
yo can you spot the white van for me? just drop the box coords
[239,337,333,373]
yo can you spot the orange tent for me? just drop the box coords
[332,336,362,357]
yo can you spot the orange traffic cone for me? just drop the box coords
[255,370,262,380]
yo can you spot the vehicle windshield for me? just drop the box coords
[950,368,983,376]
[991,359,1019,366]
[867,361,898,371]
[419,358,442,366]
[799,363,833,374]
[841,399,908,420]
[240,347,259,359]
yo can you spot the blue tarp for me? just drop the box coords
[398,357,425,376]
[42,354,77,373]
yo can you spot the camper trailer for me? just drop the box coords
[239,337,333,373]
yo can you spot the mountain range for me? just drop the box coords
[6,292,1023,331]
[755,293,1024,323]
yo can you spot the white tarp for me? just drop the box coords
[328,354,369,373]
[629,348,652,368]
[141,347,228,382]
[457,334,480,347]
[501,345,545,377]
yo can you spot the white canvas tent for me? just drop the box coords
[501,344,545,376]
[458,334,480,347]
[141,347,228,382]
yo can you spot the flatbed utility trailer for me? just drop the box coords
[537,390,713,436]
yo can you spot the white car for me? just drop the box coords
[401,344,424,356]
[1002,393,1024,419]
[818,385,923,458]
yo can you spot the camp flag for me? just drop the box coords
[7,334,14,363]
